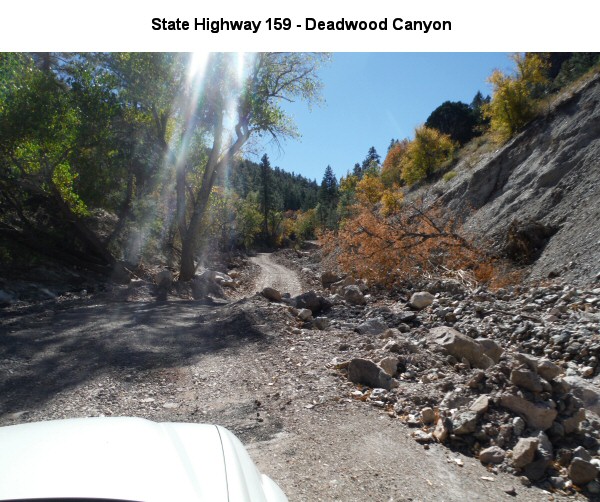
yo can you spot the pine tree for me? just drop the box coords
[260,154,271,236]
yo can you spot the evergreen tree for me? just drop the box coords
[362,146,381,170]
[425,101,478,145]
[317,165,339,228]
[259,153,272,237]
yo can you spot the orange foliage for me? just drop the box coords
[322,195,504,288]
[381,140,409,187]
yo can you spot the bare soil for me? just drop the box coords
[0,253,579,501]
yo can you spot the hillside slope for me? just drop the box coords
[438,73,600,285]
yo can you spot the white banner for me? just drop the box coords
[1,0,598,51]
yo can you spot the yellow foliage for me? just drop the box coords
[355,174,385,206]
[381,140,409,187]
[381,189,403,216]
[401,126,456,186]
[483,53,550,141]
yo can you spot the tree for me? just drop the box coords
[174,52,328,280]
[425,101,478,145]
[483,53,550,141]
[317,165,339,228]
[259,154,271,237]
[401,126,456,186]
[381,139,409,187]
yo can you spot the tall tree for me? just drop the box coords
[177,52,328,279]
[259,153,271,237]
[425,101,478,145]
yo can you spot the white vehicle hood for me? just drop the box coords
[0,417,273,501]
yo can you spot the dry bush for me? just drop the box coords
[322,195,515,289]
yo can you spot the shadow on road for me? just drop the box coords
[0,300,267,417]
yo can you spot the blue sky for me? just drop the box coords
[259,53,516,182]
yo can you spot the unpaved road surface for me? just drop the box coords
[251,253,303,297]
[0,255,570,501]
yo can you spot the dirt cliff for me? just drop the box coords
[436,72,600,285]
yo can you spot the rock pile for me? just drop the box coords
[306,273,600,495]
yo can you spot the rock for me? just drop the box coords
[499,393,557,430]
[154,269,173,288]
[0,289,13,306]
[428,326,493,369]
[563,376,600,415]
[262,287,282,302]
[321,271,343,289]
[470,395,489,415]
[452,411,478,435]
[513,417,526,437]
[420,407,435,425]
[313,317,329,330]
[537,359,562,381]
[572,446,592,462]
[379,356,399,377]
[568,458,599,486]
[412,430,434,444]
[343,285,366,306]
[293,291,324,314]
[588,480,600,494]
[162,402,179,409]
[479,446,506,464]
[348,358,393,390]
[356,318,388,336]
[581,366,595,378]
[512,438,539,468]
[297,308,313,321]
[562,408,586,435]
[409,291,434,309]
[191,274,224,299]
[433,417,450,443]
[476,338,503,363]
[510,368,543,392]
[111,262,131,284]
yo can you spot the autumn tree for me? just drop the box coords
[483,53,550,141]
[401,126,456,186]
[381,139,409,188]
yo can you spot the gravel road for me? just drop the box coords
[0,255,572,501]
[250,253,303,296]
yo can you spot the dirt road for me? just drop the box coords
[250,253,303,296]
[0,256,568,501]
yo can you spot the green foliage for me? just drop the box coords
[425,101,478,145]
[442,170,457,182]
[401,126,456,186]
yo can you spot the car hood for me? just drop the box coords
[0,417,273,502]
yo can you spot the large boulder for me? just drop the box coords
[348,358,394,390]
[428,327,493,369]
[499,393,557,430]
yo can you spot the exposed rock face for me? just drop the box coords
[428,326,493,369]
[440,74,600,284]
